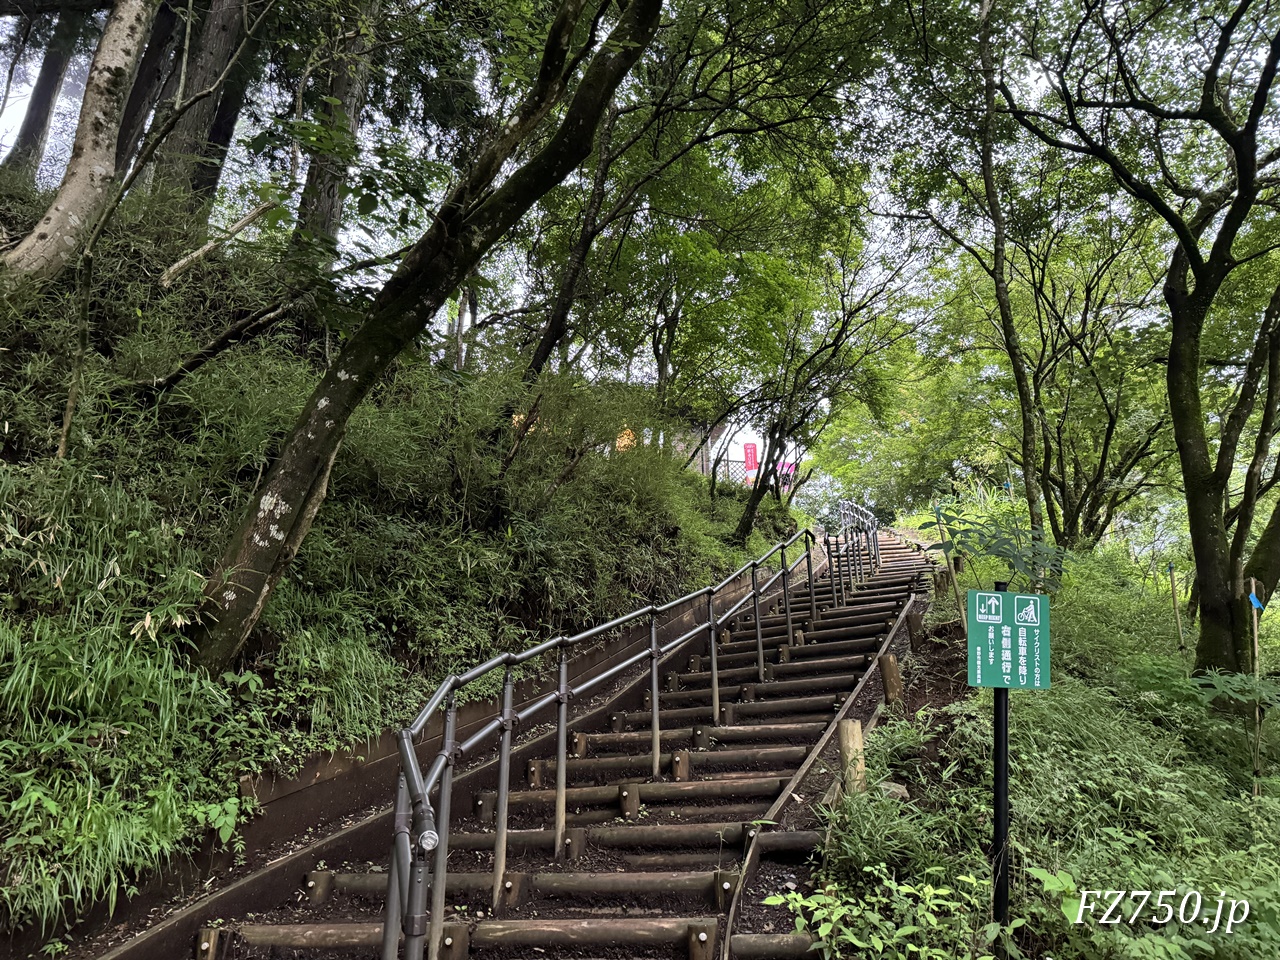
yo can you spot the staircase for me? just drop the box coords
[178,517,933,960]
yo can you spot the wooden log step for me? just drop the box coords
[792,622,882,644]
[495,777,787,819]
[815,600,899,620]
[755,830,823,852]
[727,621,800,643]
[468,916,720,948]
[672,663,766,688]
[839,583,922,599]
[767,654,869,680]
[717,632,797,657]
[731,933,817,959]
[721,694,845,722]
[812,609,901,629]
[706,720,828,743]
[448,829,557,852]
[732,611,798,634]
[528,871,724,898]
[305,870,490,903]
[233,923,385,947]
[687,767,800,781]
[611,705,715,731]
[526,752,672,785]
[726,711,837,728]
[683,747,809,773]
[651,671,861,709]
[641,801,774,822]
[643,775,789,801]
[711,647,789,670]
[725,615,806,635]
[573,727,696,755]
[747,670,860,701]
[589,820,754,848]
[782,636,882,660]
[499,783,617,813]
[653,685,745,708]
[622,851,742,870]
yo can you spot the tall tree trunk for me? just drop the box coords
[188,37,256,201]
[1167,273,1251,673]
[979,2,1044,541]
[295,10,375,248]
[523,107,616,383]
[734,427,782,545]
[150,0,241,194]
[189,0,662,671]
[1,11,86,176]
[1,0,158,282]
[115,0,178,171]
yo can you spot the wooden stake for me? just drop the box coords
[881,653,904,705]
[1169,562,1186,654]
[837,719,866,794]
[1252,577,1263,797]
[934,507,967,630]
[907,611,925,652]
[196,928,222,960]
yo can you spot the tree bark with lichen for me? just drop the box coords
[189,0,664,672]
[1,0,158,282]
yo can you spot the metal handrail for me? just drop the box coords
[381,525,822,960]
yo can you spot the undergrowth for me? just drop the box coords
[773,520,1280,959]
[0,200,793,938]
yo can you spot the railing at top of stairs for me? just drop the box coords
[380,515,882,960]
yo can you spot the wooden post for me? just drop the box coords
[933,507,967,630]
[687,921,718,960]
[837,719,866,794]
[196,928,222,960]
[1169,562,1186,655]
[881,653,903,705]
[907,611,925,652]
[1252,577,1263,797]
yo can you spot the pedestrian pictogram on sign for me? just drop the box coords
[975,592,1002,623]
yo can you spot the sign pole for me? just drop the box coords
[967,579,1049,935]
[992,580,1010,925]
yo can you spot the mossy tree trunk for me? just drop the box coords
[190,0,664,672]
[1002,2,1280,673]
[1,11,87,177]
[1,0,158,282]
[115,1,180,172]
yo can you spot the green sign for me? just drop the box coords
[967,590,1050,690]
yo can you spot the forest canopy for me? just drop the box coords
[3,0,1280,948]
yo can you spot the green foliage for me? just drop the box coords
[766,867,1000,960]
[0,239,766,938]
[921,493,1068,591]
[780,541,1280,959]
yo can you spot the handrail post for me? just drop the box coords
[424,696,457,960]
[491,669,516,911]
[649,612,661,779]
[707,590,720,727]
[805,532,817,624]
[382,774,410,960]
[854,523,864,583]
[837,532,846,606]
[825,533,841,608]
[866,516,873,575]
[752,561,765,684]
[781,543,794,646]
[554,645,570,860]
